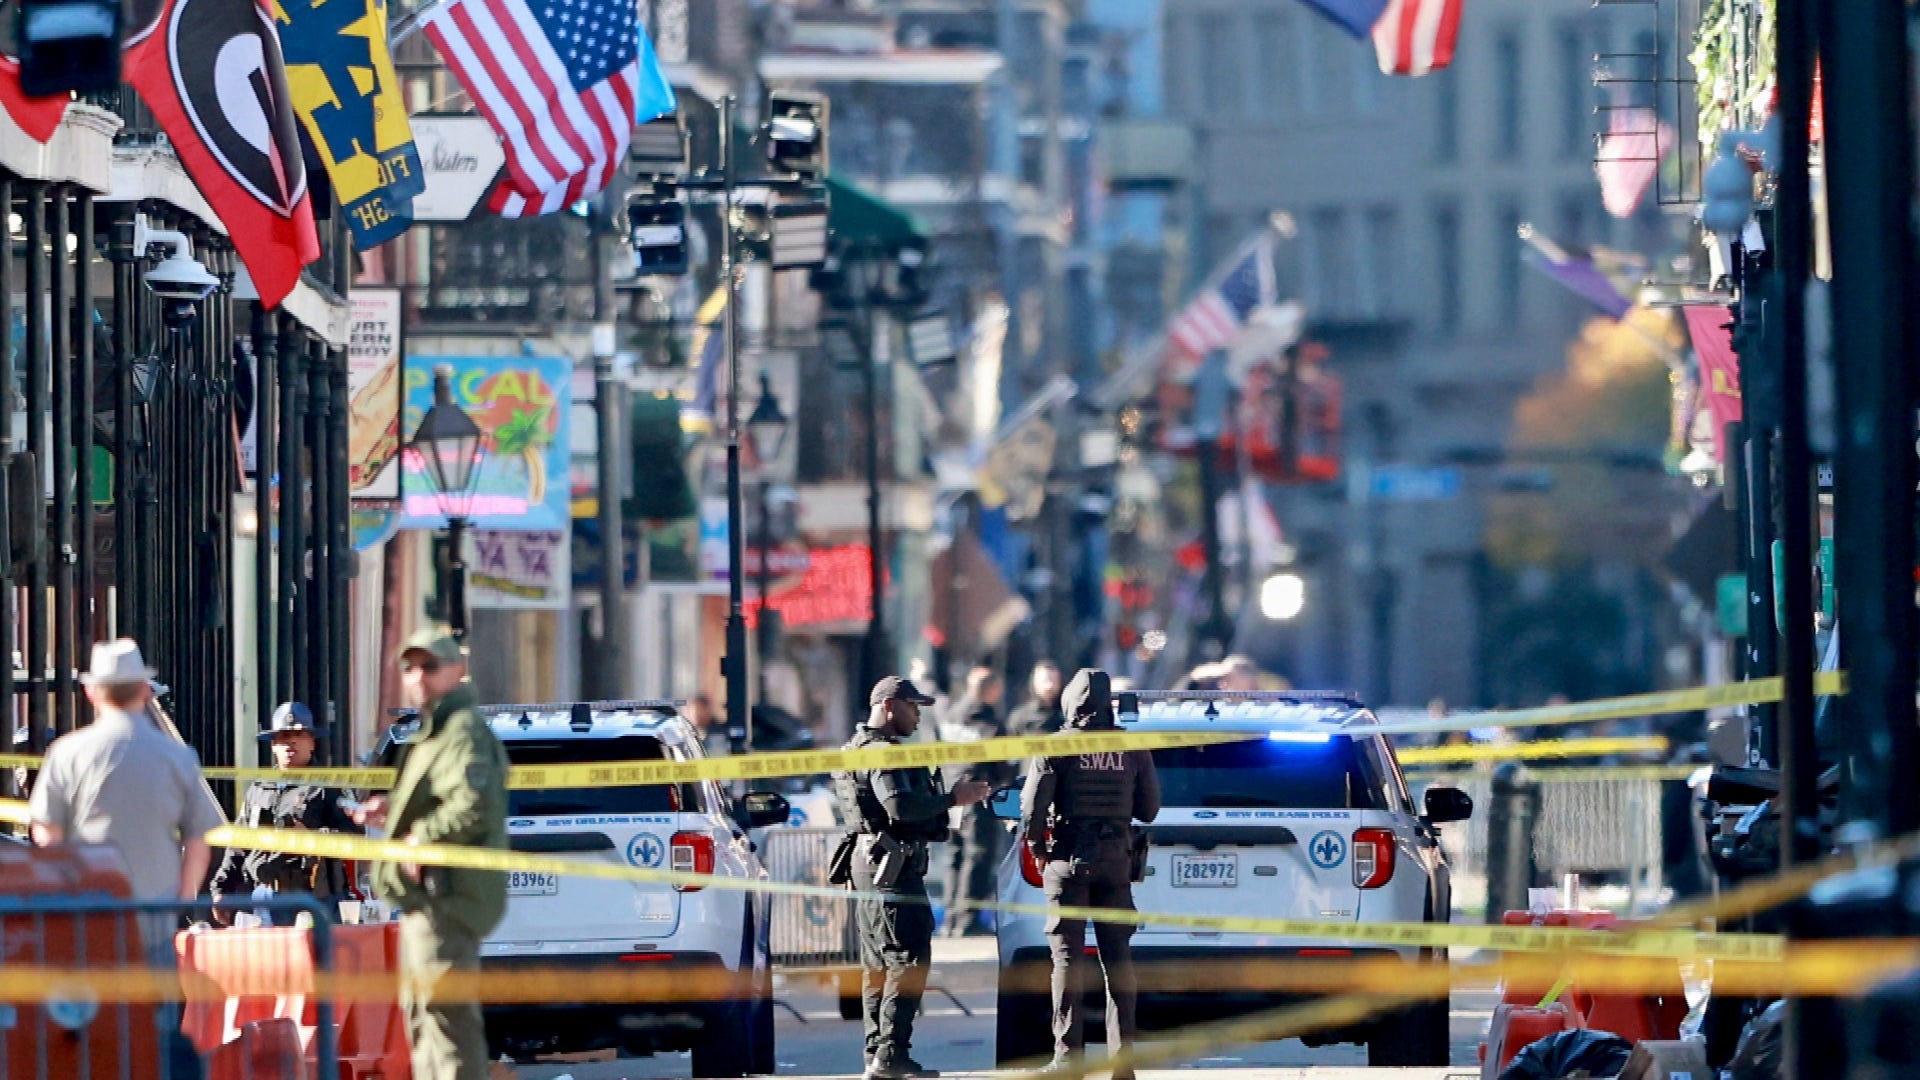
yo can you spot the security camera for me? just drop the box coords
[132,214,220,305]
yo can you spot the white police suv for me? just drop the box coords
[369,701,789,1075]
[990,692,1472,1068]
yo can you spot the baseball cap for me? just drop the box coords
[261,701,324,739]
[395,627,464,666]
[869,675,937,708]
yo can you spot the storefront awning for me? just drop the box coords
[827,174,927,251]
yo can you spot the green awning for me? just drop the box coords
[827,175,927,251]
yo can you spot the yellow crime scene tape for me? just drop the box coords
[1372,670,1849,739]
[1405,764,1701,783]
[187,823,1782,961]
[0,727,1680,793]
[1396,734,1668,766]
[0,729,1255,791]
[0,940,1916,1007]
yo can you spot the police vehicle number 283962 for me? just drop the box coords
[990,692,1472,1068]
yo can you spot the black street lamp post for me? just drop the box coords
[407,364,487,641]
[745,372,790,723]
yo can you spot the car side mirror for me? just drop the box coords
[1424,786,1473,824]
[989,783,1022,822]
[741,791,791,828]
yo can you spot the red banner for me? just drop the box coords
[0,58,69,143]
[1683,304,1742,462]
[123,0,318,308]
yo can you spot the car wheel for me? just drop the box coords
[1367,997,1450,1066]
[751,956,776,1074]
[695,917,761,1078]
[838,968,863,1021]
[995,965,1051,1068]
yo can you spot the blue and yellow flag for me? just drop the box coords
[276,0,424,248]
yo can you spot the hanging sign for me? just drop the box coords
[349,288,404,498]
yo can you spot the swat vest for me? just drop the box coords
[1047,741,1135,823]
[832,728,947,843]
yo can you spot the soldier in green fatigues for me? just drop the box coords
[353,628,509,1080]
[835,676,993,1080]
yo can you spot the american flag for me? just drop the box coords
[1372,0,1463,76]
[1595,105,1673,219]
[423,0,662,217]
[1167,234,1275,368]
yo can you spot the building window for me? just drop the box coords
[1434,202,1461,333]
[1201,13,1243,119]
[1308,208,1352,317]
[1496,200,1523,324]
[1558,19,1595,157]
[1434,70,1458,163]
[1258,10,1295,113]
[1357,206,1398,319]
[1313,17,1353,114]
[1556,190,1588,248]
[1495,26,1522,160]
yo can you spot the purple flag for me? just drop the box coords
[1300,0,1391,38]
[1520,228,1636,320]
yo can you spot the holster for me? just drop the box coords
[867,833,909,890]
[827,831,857,887]
[1128,825,1150,883]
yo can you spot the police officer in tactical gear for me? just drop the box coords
[1021,669,1160,1076]
[211,702,360,916]
[836,675,993,1080]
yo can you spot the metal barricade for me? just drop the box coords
[0,894,337,1080]
[760,826,859,971]
[1415,770,1672,915]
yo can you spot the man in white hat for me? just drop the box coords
[29,639,226,930]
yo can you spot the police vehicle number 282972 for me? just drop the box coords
[990,692,1472,1068]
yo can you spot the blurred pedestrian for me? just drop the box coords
[1021,668,1160,1076]
[30,639,224,1080]
[690,693,728,756]
[834,675,992,1078]
[353,628,509,1080]
[29,640,224,933]
[1007,661,1065,736]
[211,702,361,920]
[938,665,1010,937]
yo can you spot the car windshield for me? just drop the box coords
[503,735,701,816]
[1151,735,1389,810]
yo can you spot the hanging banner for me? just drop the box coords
[348,288,403,498]
[401,355,571,531]
[1683,304,1742,462]
[410,115,506,222]
[468,528,570,610]
[351,502,403,551]
[278,0,424,248]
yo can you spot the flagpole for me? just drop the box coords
[389,0,451,44]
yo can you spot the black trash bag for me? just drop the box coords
[1726,999,1786,1080]
[1497,1030,1634,1080]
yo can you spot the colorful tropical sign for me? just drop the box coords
[401,355,571,531]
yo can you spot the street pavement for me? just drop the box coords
[515,939,1492,1079]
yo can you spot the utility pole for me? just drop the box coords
[720,95,753,753]
[861,303,889,694]
[1772,0,1820,1069]
[1817,0,1918,839]
[592,194,629,698]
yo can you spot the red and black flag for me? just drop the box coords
[123,0,319,308]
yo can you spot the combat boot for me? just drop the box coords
[864,1053,940,1079]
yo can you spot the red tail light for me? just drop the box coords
[672,831,715,892]
[1352,828,1396,889]
[1020,831,1049,888]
